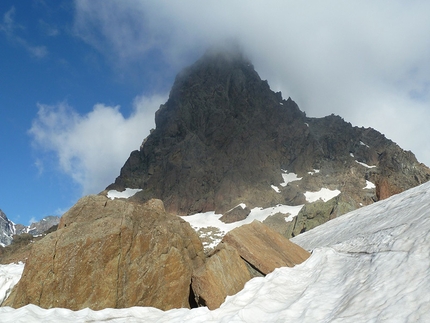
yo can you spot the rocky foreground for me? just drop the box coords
[1,179,430,322]
[3,195,309,310]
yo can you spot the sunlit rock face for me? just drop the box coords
[221,220,310,275]
[107,46,430,235]
[3,196,205,311]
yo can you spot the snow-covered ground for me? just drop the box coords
[0,262,23,304]
[181,204,304,250]
[1,181,429,322]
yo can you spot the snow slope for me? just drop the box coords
[1,181,429,322]
[0,263,23,304]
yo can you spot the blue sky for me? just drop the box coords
[1,0,430,225]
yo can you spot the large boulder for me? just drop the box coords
[222,220,310,275]
[3,195,205,311]
[191,244,251,309]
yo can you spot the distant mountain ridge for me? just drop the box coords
[0,209,59,246]
[107,47,430,236]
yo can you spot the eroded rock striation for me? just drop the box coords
[3,196,205,310]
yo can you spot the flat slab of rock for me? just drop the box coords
[191,244,251,309]
[4,195,205,311]
[222,220,310,275]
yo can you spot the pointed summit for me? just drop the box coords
[107,49,430,235]
[108,48,306,215]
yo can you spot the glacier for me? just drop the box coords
[1,180,429,322]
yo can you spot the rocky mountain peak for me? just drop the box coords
[107,49,430,236]
[154,45,301,145]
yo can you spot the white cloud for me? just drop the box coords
[29,94,166,195]
[72,0,430,166]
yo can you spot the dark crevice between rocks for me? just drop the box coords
[188,284,199,308]
[242,257,265,277]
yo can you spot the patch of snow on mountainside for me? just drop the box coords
[1,181,430,322]
[355,160,377,168]
[307,169,320,175]
[363,180,376,189]
[107,188,142,200]
[270,185,281,193]
[181,204,304,250]
[304,188,341,202]
[280,170,302,187]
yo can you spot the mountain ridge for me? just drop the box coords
[0,210,59,247]
[107,48,430,236]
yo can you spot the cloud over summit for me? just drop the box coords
[71,1,430,164]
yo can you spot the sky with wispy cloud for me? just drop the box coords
[1,0,430,225]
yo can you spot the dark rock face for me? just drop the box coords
[108,49,306,215]
[0,210,15,246]
[108,47,430,233]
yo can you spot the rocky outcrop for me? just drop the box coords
[191,244,251,309]
[107,47,430,236]
[190,220,309,309]
[0,210,15,246]
[221,221,310,275]
[219,204,251,224]
[3,196,205,311]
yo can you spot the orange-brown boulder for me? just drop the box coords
[222,220,310,275]
[191,243,251,309]
[3,195,205,311]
